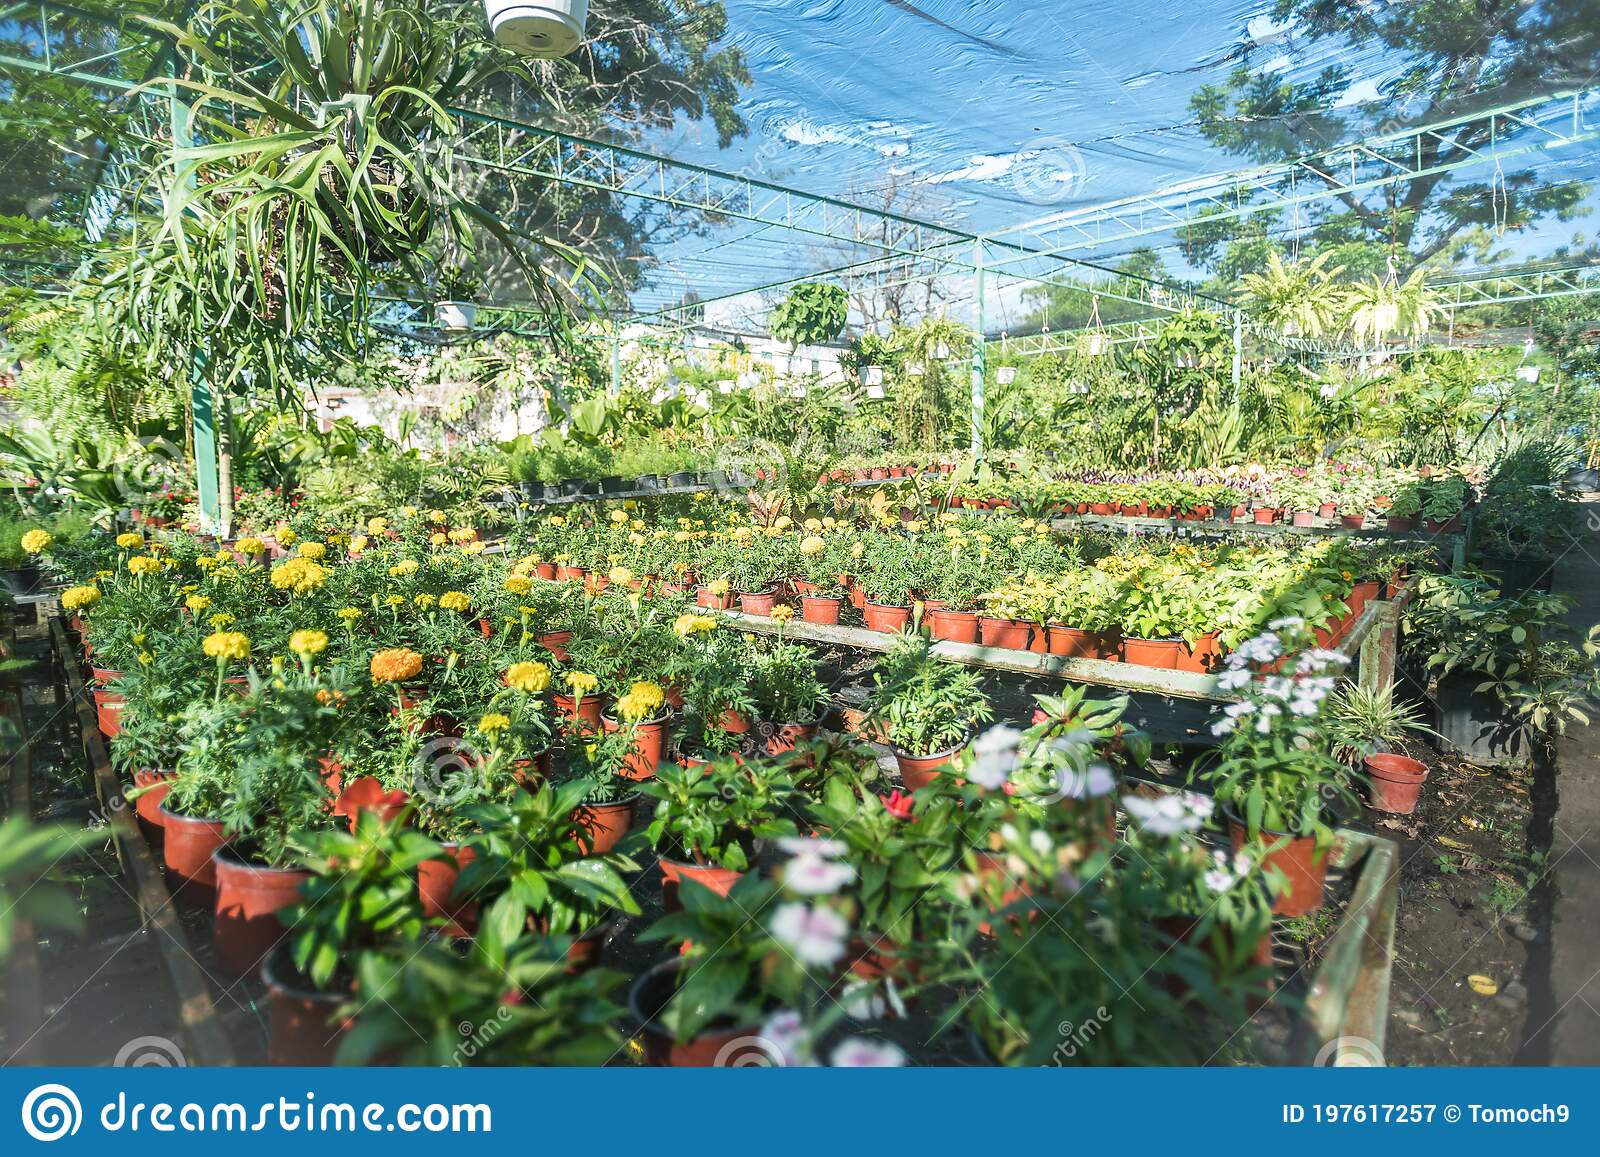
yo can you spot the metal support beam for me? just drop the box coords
[970,239,986,458]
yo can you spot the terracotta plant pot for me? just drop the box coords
[536,562,558,580]
[763,720,818,756]
[1339,513,1366,530]
[93,690,125,738]
[715,708,751,735]
[894,743,964,791]
[658,855,746,911]
[1252,507,1280,525]
[1174,632,1222,673]
[738,589,778,616]
[800,594,843,624]
[696,586,735,610]
[1045,624,1100,659]
[862,601,911,633]
[928,608,980,643]
[629,960,764,1067]
[1226,811,1328,917]
[1386,516,1415,533]
[1364,753,1428,815]
[554,692,605,732]
[1317,502,1338,520]
[1121,636,1183,669]
[160,806,229,900]
[601,713,670,780]
[262,950,349,1066]
[333,777,410,831]
[978,616,1030,650]
[213,849,312,978]
[417,844,478,935]
[537,631,573,662]
[1291,511,1315,528]
[131,768,176,839]
[571,796,638,856]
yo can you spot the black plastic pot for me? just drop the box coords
[1432,673,1533,764]
[668,471,696,488]
[703,469,730,488]
[557,479,586,498]
[635,475,659,493]
[1473,554,1555,597]
[518,480,545,501]
[599,475,628,495]
[1,565,43,597]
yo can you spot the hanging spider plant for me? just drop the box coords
[109,0,597,395]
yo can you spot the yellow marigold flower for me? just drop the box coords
[234,536,266,556]
[61,585,100,611]
[400,505,418,519]
[195,556,219,572]
[563,670,599,695]
[774,516,793,530]
[289,629,328,658]
[138,650,154,666]
[20,529,52,553]
[384,594,406,607]
[347,534,369,555]
[430,532,447,546]
[448,527,477,543]
[270,558,327,594]
[477,712,511,735]
[504,575,532,595]
[800,535,827,556]
[208,612,235,629]
[609,509,628,525]
[133,632,146,646]
[115,532,144,550]
[438,591,471,613]
[616,680,665,722]
[673,530,692,543]
[628,532,646,547]
[460,541,485,555]
[504,660,551,694]
[673,613,717,637]
[275,526,297,547]
[850,542,866,560]
[608,566,633,586]
[414,593,437,609]
[771,604,795,625]
[298,541,327,559]
[707,578,730,596]
[336,606,364,622]
[367,518,389,536]
[428,509,447,524]
[370,648,423,684]
[185,594,212,613]
[127,556,161,576]
[202,631,251,661]
[548,515,566,527]
[389,559,419,577]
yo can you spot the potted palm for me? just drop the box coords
[862,634,993,790]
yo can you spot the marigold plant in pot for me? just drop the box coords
[748,637,829,755]
[600,680,672,779]
[862,634,993,790]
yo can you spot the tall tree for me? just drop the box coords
[1186,1,1596,277]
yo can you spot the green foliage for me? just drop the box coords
[862,633,992,756]
[768,282,848,349]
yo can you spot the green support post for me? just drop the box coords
[610,331,622,396]
[970,239,986,459]
[169,79,222,535]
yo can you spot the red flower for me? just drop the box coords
[880,790,915,820]
[1031,708,1049,725]
[333,776,409,831]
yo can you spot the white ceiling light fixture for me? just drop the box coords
[486,1,588,58]
[996,366,1017,385]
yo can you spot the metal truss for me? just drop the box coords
[989,88,1600,267]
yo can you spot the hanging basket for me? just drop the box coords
[485,1,589,58]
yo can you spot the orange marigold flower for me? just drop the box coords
[370,647,424,684]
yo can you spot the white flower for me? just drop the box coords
[839,981,887,1021]
[1267,616,1305,631]
[1204,868,1234,892]
[778,836,847,858]
[1029,830,1053,855]
[1059,761,1117,799]
[770,902,849,967]
[760,1010,807,1067]
[1233,851,1254,875]
[830,1038,907,1068]
[1288,695,1322,716]
[783,853,857,896]
[1122,792,1210,836]
[967,723,1023,790]
[966,755,1012,791]
[1216,667,1253,691]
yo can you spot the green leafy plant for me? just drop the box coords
[862,633,992,756]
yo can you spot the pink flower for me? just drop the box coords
[783,853,856,896]
[769,903,849,967]
[830,1038,907,1067]
[880,790,915,820]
